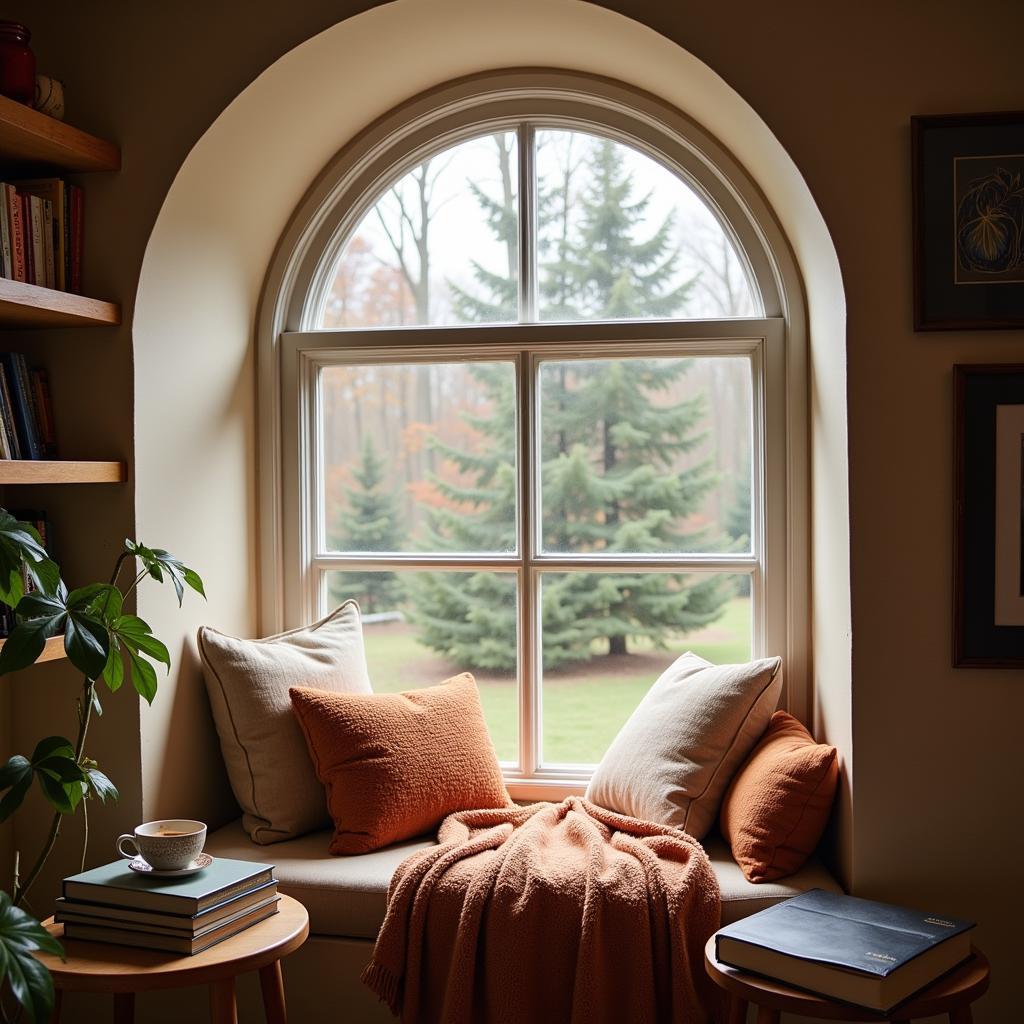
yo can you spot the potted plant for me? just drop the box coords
[0,509,203,1022]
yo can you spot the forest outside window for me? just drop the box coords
[289,120,784,789]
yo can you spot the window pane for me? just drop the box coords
[319,132,519,328]
[535,130,758,321]
[539,571,752,765]
[325,570,518,763]
[538,355,752,555]
[321,361,516,555]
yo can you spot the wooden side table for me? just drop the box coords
[705,936,990,1024]
[35,892,309,1024]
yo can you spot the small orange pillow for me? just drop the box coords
[290,673,511,854]
[719,710,838,882]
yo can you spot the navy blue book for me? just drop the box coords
[0,352,40,459]
[715,889,974,1011]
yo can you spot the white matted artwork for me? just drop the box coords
[993,403,1024,625]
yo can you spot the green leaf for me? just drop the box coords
[36,771,81,814]
[126,647,158,704]
[30,736,74,765]
[114,615,170,669]
[0,615,64,675]
[36,756,86,785]
[0,890,62,1022]
[0,511,61,610]
[84,767,118,803]
[101,642,124,693]
[0,755,32,822]
[125,541,205,608]
[64,614,109,680]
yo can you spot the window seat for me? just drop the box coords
[206,817,843,939]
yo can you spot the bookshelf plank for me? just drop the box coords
[0,460,125,484]
[0,94,119,172]
[0,278,120,328]
[0,634,68,664]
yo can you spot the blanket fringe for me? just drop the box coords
[361,960,402,1015]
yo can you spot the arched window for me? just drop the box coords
[266,72,803,797]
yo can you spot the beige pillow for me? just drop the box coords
[585,652,782,839]
[198,601,372,844]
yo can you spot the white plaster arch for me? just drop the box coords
[133,0,850,873]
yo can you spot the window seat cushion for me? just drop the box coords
[206,818,842,939]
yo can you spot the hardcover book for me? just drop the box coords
[54,879,278,935]
[61,899,279,955]
[62,857,275,915]
[715,888,974,1012]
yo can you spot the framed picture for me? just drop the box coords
[913,111,1024,330]
[954,364,1024,667]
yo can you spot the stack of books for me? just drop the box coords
[0,351,57,461]
[715,889,975,1013]
[55,857,278,955]
[0,177,83,293]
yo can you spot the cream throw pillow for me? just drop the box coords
[198,601,372,844]
[585,652,782,839]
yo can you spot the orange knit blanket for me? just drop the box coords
[363,797,722,1024]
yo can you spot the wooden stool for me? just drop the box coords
[704,936,989,1024]
[35,892,309,1023]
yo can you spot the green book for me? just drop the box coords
[62,857,275,915]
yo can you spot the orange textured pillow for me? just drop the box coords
[290,673,511,854]
[719,710,838,883]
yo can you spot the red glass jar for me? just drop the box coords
[0,22,35,105]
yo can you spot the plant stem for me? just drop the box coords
[80,793,89,873]
[13,678,94,909]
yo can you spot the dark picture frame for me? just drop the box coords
[913,112,1024,331]
[954,364,1024,667]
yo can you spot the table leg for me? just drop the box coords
[726,992,748,1024]
[755,1007,780,1024]
[208,977,238,1024]
[113,992,134,1024]
[950,1006,974,1024]
[259,960,287,1024]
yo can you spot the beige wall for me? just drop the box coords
[3,1,1021,1021]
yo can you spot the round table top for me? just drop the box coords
[36,893,309,994]
[704,936,989,1021]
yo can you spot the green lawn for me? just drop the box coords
[364,597,751,765]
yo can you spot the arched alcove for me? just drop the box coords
[133,0,850,879]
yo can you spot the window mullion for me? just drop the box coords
[518,122,537,323]
[518,352,538,777]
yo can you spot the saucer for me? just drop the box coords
[128,852,213,877]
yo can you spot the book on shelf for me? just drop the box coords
[58,857,278,956]
[714,888,975,1012]
[0,352,58,460]
[62,856,275,915]
[0,178,82,294]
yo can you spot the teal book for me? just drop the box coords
[715,889,974,1012]
[62,857,275,915]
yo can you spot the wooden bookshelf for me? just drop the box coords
[0,94,119,173]
[0,460,125,484]
[0,634,66,664]
[0,278,120,328]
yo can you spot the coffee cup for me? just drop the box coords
[116,819,206,871]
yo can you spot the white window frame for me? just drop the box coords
[258,71,809,799]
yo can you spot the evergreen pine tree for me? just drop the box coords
[726,471,752,597]
[329,437,405,615]
[413,134,732,668]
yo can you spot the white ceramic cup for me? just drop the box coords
[116,819,207,871]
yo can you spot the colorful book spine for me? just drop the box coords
[28,196,44,288]
[1,353,40,459]
[0,364,22,459]
[0,190,11,280]
[7,187,25,283]
[41,199,54,290]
